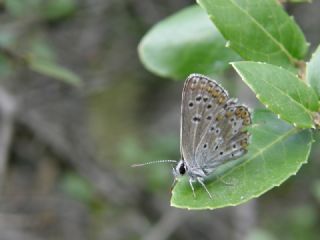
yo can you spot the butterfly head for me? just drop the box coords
[173,160,187,179]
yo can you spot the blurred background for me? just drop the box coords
[0,0,320,240]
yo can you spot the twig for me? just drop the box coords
[15,106,138,205]
[142,208,189,240]
[0,88,17,189]
[232,200,257,240]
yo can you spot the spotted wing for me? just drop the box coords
[180,74,251,174]
[180,74,229,170]
[195,102,251,173]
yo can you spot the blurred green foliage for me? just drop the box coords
[60,172,95,204]
[5,0,76,20]
[118,135,180,191]
[138,5,239,79]
[1,0,81,85]
[43,0,77,21]
[266,205,319,240]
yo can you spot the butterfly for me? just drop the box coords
[133,74,251,199]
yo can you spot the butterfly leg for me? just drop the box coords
[189,178,196,198]
[197,177,213,199]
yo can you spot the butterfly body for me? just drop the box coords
[174,74,252,198]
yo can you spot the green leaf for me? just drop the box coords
[43,0,76,21]
[233,61,319,128]
[5,0,41,17]
[197,0,308,70]
[286,0,312,2]
[60,172,94,203]
[29,37,57,62]
[0,54,13,76]
[307,45,320,98]
[29,58,81,86]
[311,179,320,203]
[171,110,313,209]
[0,30,16,48]
[138,5,238,80]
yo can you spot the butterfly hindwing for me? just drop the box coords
[198,104,251,172]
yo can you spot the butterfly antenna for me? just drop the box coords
[131,160,177,167]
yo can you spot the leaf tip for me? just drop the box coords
[231,63,244,78]
[229,61,236,67]
[306,41,311,48]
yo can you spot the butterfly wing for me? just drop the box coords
[195,103,251,173]
[181,74,228,169]
[180,74,251,174]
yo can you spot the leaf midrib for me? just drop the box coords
[230,0,296,63]
[254,74,312,122]
[223,127,298,178]
[233,62,313,126]
[201,0,297,64]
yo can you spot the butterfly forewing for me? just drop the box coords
[181,74,251,175]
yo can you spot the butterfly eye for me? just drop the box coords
[179,163,186,175]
